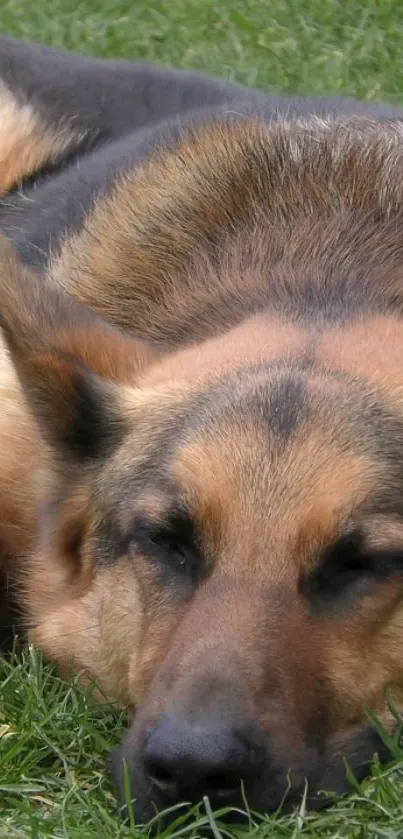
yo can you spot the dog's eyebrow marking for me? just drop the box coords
[301,521,403,616]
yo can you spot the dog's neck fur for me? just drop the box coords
[48,116,403,348]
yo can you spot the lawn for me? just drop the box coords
[1,0,403,837]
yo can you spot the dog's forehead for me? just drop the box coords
[102,366,394,571]
[170,399,379,572]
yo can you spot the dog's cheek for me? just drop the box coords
[322,603,403,727]
[29,563,144,705]
[29,592,104,691]
[95,564,145,704]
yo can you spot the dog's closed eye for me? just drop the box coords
[300,528,403,610]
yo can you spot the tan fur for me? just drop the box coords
[321,315,403,395]
[0,81,86,195]
[0,338,42,554]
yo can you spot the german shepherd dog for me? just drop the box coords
[2,35,403,823]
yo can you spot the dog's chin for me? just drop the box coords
[112,776,328,832]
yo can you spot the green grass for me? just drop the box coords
[2,0,403,836]
[0,649,403,839]
[1,649,403,839]
[2,0,403,102]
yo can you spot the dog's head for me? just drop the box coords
[1,228,403,821]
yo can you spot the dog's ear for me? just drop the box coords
[0,235,159,462]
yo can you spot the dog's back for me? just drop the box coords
[0,35,402,272]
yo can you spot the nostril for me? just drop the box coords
[203,770,241,797]
[145,759,178,794]
[147,762,240,799]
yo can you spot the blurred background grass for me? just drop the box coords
[2,0,403,104]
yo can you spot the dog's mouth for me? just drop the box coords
[109,714,394,827]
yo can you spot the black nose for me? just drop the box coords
[143,715,257,806]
